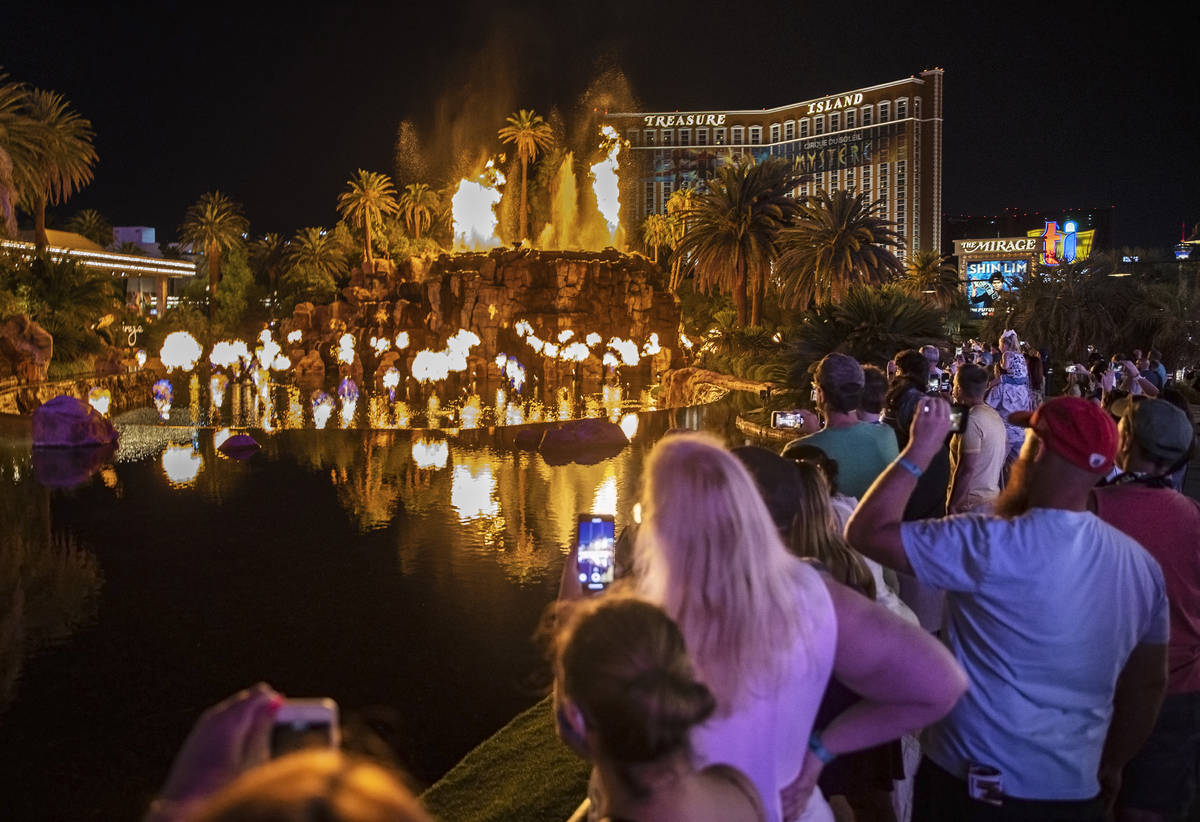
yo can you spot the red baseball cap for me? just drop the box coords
[1009,396,1118,474]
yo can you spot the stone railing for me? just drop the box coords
[0,367,165,416]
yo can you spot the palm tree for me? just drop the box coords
[665,187,697,292]
[66,209,112,249]
[984,256,1121,362]
[285,227,346,281]
[899,248,963,309]
[249,232,288,295]
[497,109,555,242]
[776,189,905,311]
[0,73,38,238]
[179,191,249,317]
[398,183,440,239]
[19,89,97,247]
[336,169,399,267]
[674,157,799,326]
[790,283,943,370]
[641,213,670,263]
[19,249,119,360]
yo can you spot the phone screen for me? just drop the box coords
[576,514,616,592]
[949,405,966,433]
[772,410,804,429]
[928,375,940,392]
[270,699,339,759]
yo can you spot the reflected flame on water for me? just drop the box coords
[412,439,448,470]
[619,412,639,441]
[451,462,499,521]
[161,443,203,487]
[87,387,111,416]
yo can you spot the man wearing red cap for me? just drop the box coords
[847,396,1168,819]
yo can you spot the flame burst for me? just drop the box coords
[590,125,623,239]
[160,331,202,372]
[452,159,506,250]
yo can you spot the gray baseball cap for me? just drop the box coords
[1111,396,1195,464]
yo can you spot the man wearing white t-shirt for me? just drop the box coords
[846,396,1168,819]
[947,363,1007,513]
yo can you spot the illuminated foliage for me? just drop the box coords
[498,109,555,242]
[179,191,249,317]
[336,169,400,267]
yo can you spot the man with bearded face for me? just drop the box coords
[846,397,1168,820]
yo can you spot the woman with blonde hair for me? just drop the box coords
[986,329,1035,459]
[634,433,967,822]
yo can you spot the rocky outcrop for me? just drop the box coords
[279,249,681,396]
[31,395,118,447]
[0,315,53,382]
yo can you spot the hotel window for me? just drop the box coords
[678,128,691,146]
[770,124,780,143]
[861,165,872,195]
[731,125,745,144]
[644,129,657,146]
[878,101,890,123]
[861,105,872,126]
[896,98,908,119]
[714,126,727,145]
[625,130,638,147]
[784,120,794,140]
[696,127,708,146]
[845,167,855,192]
[799,118,810,138]
[644,181,655,215]
[829,112,840,132]
[814,115,825,135]
[914,97,921,117]
[749,126,762,145]
[845,109,856,129]
[661,129,674,146]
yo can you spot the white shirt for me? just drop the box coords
[901,509,1168,799]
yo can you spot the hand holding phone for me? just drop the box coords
[576,514,616,593]
[271,698,340,758]
[949,404,968,434]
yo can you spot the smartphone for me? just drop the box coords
[270,698,340,758]
[940,373,952,392]
[576,514,616,593]
[928,374,940,392]
[949,404,967,434]
[772,410,806,429]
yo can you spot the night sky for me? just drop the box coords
[4,0,1195,249]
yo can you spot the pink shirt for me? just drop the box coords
[690,562,837,822]
[1095,483,1200,693]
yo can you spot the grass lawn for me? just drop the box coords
[421,696,589,822]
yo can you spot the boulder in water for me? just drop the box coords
[31,395,118,448]
[218,433,260,459]
[537,418,629,465]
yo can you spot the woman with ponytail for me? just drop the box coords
[554,595,766,822]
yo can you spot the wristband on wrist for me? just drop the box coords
[896,456,924,478]
[808,732,836,765]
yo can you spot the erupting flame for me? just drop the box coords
[557,329,574,343]
[210,340,250,370]
[152,379,173,419]
[412,350,451,383]
[642,333,661,356]
[382,367,400,400]
[338,378,359,427]
[585,332,602,347]
[336,333,356,366]
[370,336,391,355]
[679,332,694,350]
[135,349,147,369]
[590,125,623,238]
[560,342,590,362]
[395,331,410,350]
[287,330,303,344]
[452,159,506,250]
[608,338,640,366]
[160,331,202,372]
[87,387,111,416]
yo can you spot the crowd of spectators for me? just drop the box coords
[140,333,1199,822]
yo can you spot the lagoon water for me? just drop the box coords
[0,405,726,819]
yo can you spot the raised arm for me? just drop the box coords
[845,397,952,575]
[782,576,967,817]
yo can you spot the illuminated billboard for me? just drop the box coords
[965,259,1028,317]
[1026,220,1095,265]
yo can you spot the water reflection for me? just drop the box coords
[161,443,204,487]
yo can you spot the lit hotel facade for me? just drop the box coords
[605,69,943,254]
